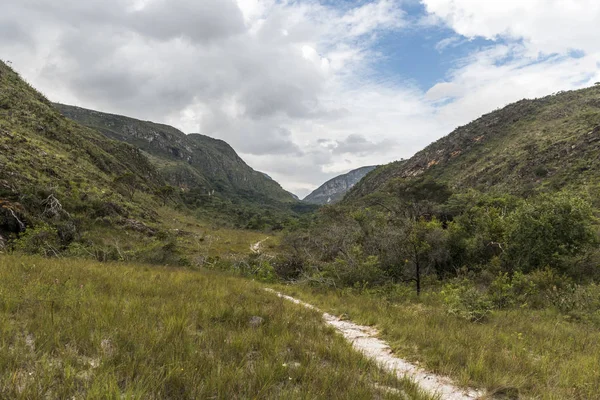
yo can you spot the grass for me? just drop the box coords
[0,255,432,399]
[275,284,600,399]
[155,206,274,258]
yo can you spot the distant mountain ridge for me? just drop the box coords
[54,104,296,205]
[346,85,600,203]
[304,166,377,205]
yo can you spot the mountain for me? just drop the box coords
[0,59,310,262]
[304,166,377,205]
[0,60,167,241]
[347,85,600,202]
[54,103,296,205]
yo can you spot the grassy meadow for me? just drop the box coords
[274,284,600,400]
[0,254,432,400]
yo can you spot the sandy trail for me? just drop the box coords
[265,288,484,400]
[250,237,270,253]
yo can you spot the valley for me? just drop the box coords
[2,57,600,400]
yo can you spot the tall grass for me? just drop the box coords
[0,255,431,399]
[277,284,600,399]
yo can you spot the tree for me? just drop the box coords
[445,192,519,271]
[114,173,138,201]
[386,176,452,219]
[373,177,452,294]
[504,192,597,273]
[398,217,449,295]
[155,185,176,206]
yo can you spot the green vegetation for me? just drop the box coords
[53,103,298,205]
[280,177,598,291]
[276,174,600,398]
[54,102,318,231]
[348,85,600,201]
[0,255,432,399]
[0,59,176,259]
[3,56,600,399]
[275,282,600,399]
[0,59,314,266]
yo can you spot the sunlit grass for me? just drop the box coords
[0,255,431,399]
[156,206,276,258]
[276,284,600,399]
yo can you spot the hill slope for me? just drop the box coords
[0,60,301,263]
[54,103,296,205]
[0,60,166,244]
[347,85,600,201]
[304,166,377,205]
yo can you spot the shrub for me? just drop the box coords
[546,283,600,324]
[325,246,385,287]
[14,224,60,256]
[272,254,305,280]
[230,254,278,283]
[442,281,493,322]
[488,271,539,309]
[504,192,597,273]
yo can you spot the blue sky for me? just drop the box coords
[371,25,500,91]
[1,0,599,197]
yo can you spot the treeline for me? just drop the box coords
[277,177,599,292]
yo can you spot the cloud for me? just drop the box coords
[420,1,600,131]
[326,134,396,156]
[129,0,246,43]
[2,0,600,198]
[0,0,415,196]
[421,0,600,55]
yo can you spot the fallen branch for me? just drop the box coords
[8,208,25,231]
[42,194,69,218]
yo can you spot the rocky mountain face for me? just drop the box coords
[54,104,296,204]
[347,85,600,202]
[304,166,377,205]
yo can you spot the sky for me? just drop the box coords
[2,0,600,198]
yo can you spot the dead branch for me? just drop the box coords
[8,208,25,231]
[42,194,69,218]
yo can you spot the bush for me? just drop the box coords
[546,284,600,324]
[135,238,180,265]
[231,254,277,283]
[325,246,385,287]
[488,272,538,309]
[272,254,305,280]
[442,281,493,322]
[504,192,597,273]
[14,224,60,256]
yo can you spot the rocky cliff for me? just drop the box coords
[304,166,377,205]
[54,103,296,205]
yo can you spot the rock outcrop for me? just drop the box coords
[304,166,377,205]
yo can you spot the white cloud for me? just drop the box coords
[0,0,416,196]
[2,0,600,198]
[421,0,600,55]
[420,0,600,133]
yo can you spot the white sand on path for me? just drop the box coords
[265,288,485,400]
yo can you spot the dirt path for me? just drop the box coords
[265,289,484,400]
[250,237,270,254]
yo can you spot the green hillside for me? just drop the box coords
[0,60,308,264]
[347,86,600,202]
[0,60,168,248]
[54,103,296,205]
